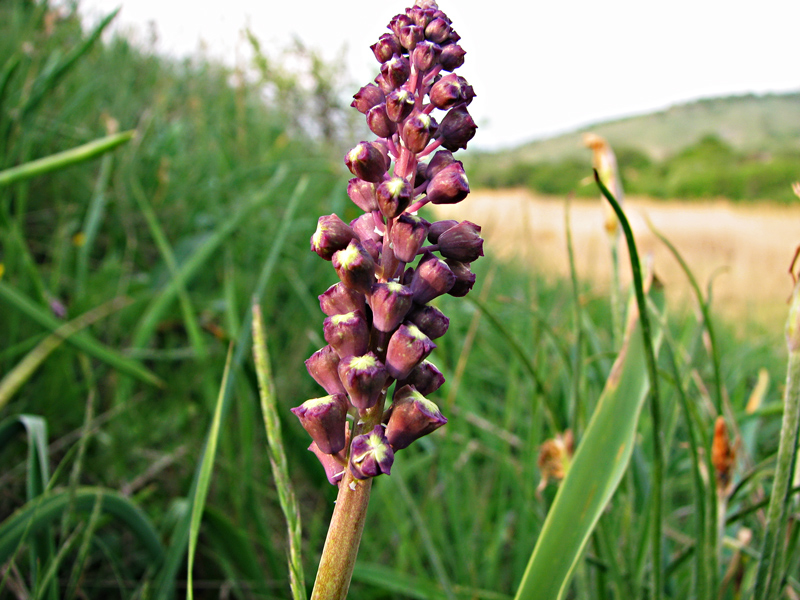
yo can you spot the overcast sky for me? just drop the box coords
[76,0,800,150]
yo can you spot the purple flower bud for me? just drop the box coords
[427,219,459,244]
[385,323,436,380]
[407,5,435,28]
[398,25,424,51]
[439,43,466,71]
[323,310,370,359]
[406,303,450,339]
[372,139,392,170]
[410,252,456,304]
[332,240,376,295]
[414,161,428,188]
[309,441,347,486]
[426,161,470,205]
[350,425,394,479]
[319,282,366,317]
[411,40,441,72]
[380,55,411,90]
[374,73,394,95]
[371,281,413,332]
[386,88,416,123]
[305,345,346,395]
[367,103,397,138]
[398,360,445,396]
[425,150,456,181]
[310,214,358,260]
[345,142,389,183]
[392,213,430,263]
[385,385,447,450]
[376,177,412,219]
[291,393,349,454]
[402,113,438,154]
[429,73,473,110]
[351,83,385,114]
[360,238,383,264]
[437,220,484,263]
[347,178,379,212]
[445,259,476,297]
[338,353,389,410]
[425,17,452,44]
[350,212,382,243]
[371,33,401,63]
[437,104,477,151]
[389,13,413,39]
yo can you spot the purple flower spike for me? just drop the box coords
[350,425,394,479]
[410,253,455,304]
[332,240,376,295]
[437,220,484,263]
[338,353,389,410]
[385,385,447,450]
[323,310,370,359]
[426,161,470,205]
[437,104,477,151]
[406,303,450,339]
[371,282,414,332]
[345,142,389,183]
[305,345,346,396]
[398,360,445,396]
[392,213,430,263]
[319,282,366,317]
[310,214,358,261]
[291,393,350,454]
[385,323,436,380]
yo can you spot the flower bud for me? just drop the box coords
[309,441,347,486]
[402,113,438,154]
[338,353,389,410]
[371,281,413,332]
[350,425,394,479]
[414,161,428,188]
[305,345,346,395]
[445,259,476,297]
[360,238,383,264]
[386,88,416,123]
[350,212,382,243]
[310,214,358,260]
[398,24,424,51]
[389,13,413,39]
[406,303,450,339]
[412,40,441,72]
[374,73,394,95]
[437,104,477,151]
[376,177,412,219]
[347,178,379,212]
[332,240,376,295]
[345,142,389,183]
[425,17,451,44]
[429,73,473,110]
[407,5,435,28]
[392,213,430,263]
[367,103,397,138]
[410,252,455,303]
[398,360,445,396]
[351,83,385,114]
[385,385,447,450]
[291,393,349,454]
[426,161,470,205]
[371,33,401,63]
[386,323,436,380]
[380,55,411,90]
[323,310,370,359]
[437,220,484,263]
[425,150,456,180]
[427,219,458,244]
[439,43,466,71]
[319,282,366,316]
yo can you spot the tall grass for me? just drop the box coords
[1,1,798,599]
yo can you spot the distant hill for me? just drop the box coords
[475,92,800,165]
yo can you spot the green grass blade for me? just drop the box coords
[0,281,162,387]
[186,345,233,600]
[252,303,306,600]
[0,131,135,189]
[513,288,664,600]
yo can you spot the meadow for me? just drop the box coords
[1,2,798,599]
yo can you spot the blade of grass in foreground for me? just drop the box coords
[252,303,306,600]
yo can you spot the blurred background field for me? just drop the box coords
[1,1,799,598]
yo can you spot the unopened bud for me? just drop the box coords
[437,104,477,151]
[406,303,450,339]
[411,40,441,72]
[347,178,379,213]
[323,310,370,359]
[425,17,451,43]
[332,240,376,295]
[425,150,456,180]
[309,441,347,486]
[386,323,436,380]
[386,88,416,123]
[437,220,484,262]
[429,73,473,110]
[350,425,394,479]
[439,43,466,71]
[350,212,382,243]
[319,282,366,317]
[380,55,411,90]
[427,219,458,244]
[398,24,424,51]
[446,259,476,296]
[367,103,397,138]
[377,177,413,219]
[371,33,401,63]
[392,213,430,263]
[351,83,385,114]
[291,393,349,454]
[398,360,445,395]
[385,385,447,450]
[346,142,389,183]
[305,345,346,395]
[402,112,438,153]
[410,252,455,303]
[371,281,414,332]
[311,214,358,260]
[338,353,389,410]
[426,161,469,205]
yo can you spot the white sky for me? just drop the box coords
[76,0,800,150]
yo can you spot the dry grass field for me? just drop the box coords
[434,189,800,332]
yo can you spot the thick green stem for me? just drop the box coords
[310,473,373,600]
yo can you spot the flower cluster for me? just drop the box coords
[294,0,482,485]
